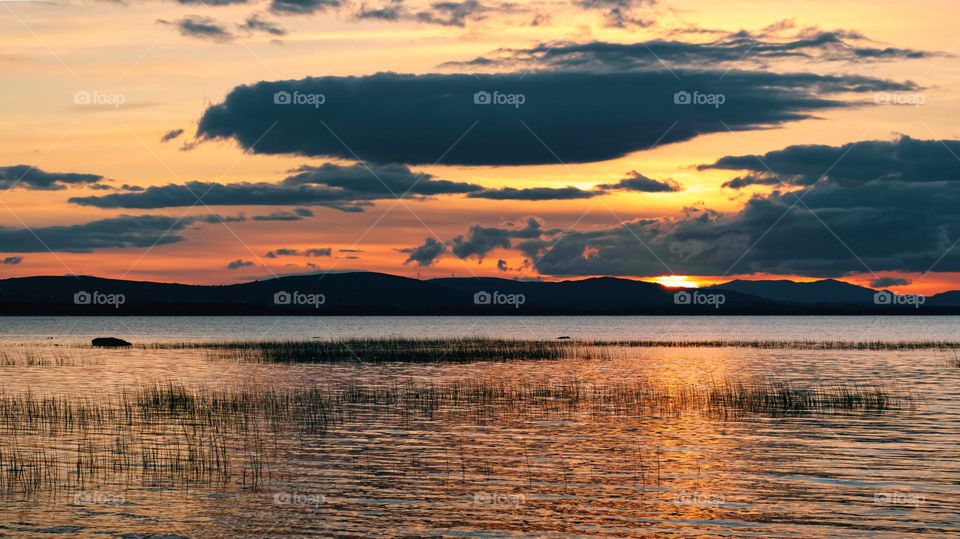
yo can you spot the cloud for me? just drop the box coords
[414,0,487,26]
[451,217,543,260]
[704,135,960,189]
[265,247,332,258]
[160,16,235,42]
[69,162,482,212]
[252,207,315,221]
[1,256,23,265]
[496,258,508,271]
[574,0,655,29]
[598,171,681,192]
[270,0,341,15]
[175,0,250,5]
[196,69,912,166]
[468,186,600,200]
[871,276,911,288]
[355,0,538,27]
[446,31,942,72]
[227,259,255,270]
[239,15,287,36]
[0,165,104,191]
[356,0,404,20]
[529,170,960,279]
[0,215,193,253]
[160,129,185,143]
[400,237,446,266]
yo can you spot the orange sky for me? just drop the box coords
[2,0,960,292]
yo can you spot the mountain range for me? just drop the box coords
[0,272,956,315]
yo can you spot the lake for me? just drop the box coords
[1,316,958,538]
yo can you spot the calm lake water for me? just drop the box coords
[1,317,959,538]
[3,315,960,343]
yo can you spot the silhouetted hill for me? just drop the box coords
[709,279,878,304]
[0,272,956,315]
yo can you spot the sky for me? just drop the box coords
[2,0,960,293]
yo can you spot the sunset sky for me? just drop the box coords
[2,0,960,293]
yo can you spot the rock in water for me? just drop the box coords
[92,337,132,347]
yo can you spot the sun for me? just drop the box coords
[652,275,700,288]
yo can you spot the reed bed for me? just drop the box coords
[0,347,101,367]
[0,374,911,496]
[147,337,960,365]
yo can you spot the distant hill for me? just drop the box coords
[0,272,956,315]
[708,279,878,304]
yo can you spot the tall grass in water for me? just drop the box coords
[150,337,960,365]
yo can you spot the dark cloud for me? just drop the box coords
[2,256,23,265]
[531,173,960,279]
[705,136,960,189]
[227,259,255,270]
[120,184,145,192]
[160,129,185,143]
[598,171,681,192]
[0,165,103,191]
[451,217,543,260]
[160,16,235,42]
[238,15,287,36]
[356,0,404,20]
[265,247,332,258]
[270,0,341,15]
[414,0,487,26]
[285,163,482,196]
[176,0,250,5]
[69,162,482,212]
[871,277,911,288]
[401,237,446,266]
[202,213,247,223]
[252,207,315,221]
[496,258,508,271]
[574,0,654,29]
[446,32,942,72]
[0,215,192,253]
[468,186,600,200]
[196,70,911,166]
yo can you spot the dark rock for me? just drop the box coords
[92,337,132,347]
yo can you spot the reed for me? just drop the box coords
[0,374,911,496]
[146,337,960,365]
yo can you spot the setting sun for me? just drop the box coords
[652,275,700,288]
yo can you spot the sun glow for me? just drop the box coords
[653,275,700,288]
